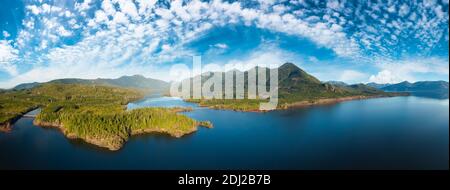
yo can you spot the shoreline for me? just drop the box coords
[0,106,39,132]
[280,95,387,110]
[184,94,407,112]
[33,119,126,151]
[33,114,212,151]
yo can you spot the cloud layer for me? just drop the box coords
[0,0,448,87]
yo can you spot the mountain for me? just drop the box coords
[98,75,169,91]
[366,82,391,89]
[325,81,348,87]
[12,75,170,93]
[274,63,392,102]
[382,81,448,91]
[50,75,169,93]
[381,81,449,99]
[12,82,40,90]
[181,63,399,111]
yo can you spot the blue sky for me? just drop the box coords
[0,0,448,88]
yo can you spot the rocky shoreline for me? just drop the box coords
[0,122,12,133]
[33,117,212,151]
[0,107,39,133]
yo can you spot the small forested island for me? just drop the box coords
[0,83,211,150]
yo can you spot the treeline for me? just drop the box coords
[36,106,199,140]
[2,83,210,150]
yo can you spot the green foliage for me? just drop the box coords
[2,84,206,149]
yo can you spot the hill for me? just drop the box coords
[382,81,448,91]
[12,75,170,94]
[11,82,40,90]
[381,81,449,99]
[324,81,348,87]
[366,82,391,89]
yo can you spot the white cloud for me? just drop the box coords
[434,6,445,19]
[308,56,319,63]
[101,0,116,16]
[327,0,342,10]
[369,70,401,84]
[64,10,73,17]
[117,0,140,20]
[423,0,437,7]
[42,3,51,13]
[2,0,449,88]
[112,11,129,26]
[398,4,410,17]
[23,0,448,68]
[213,43,228,49]
[338,70,368,83]
[2,31,10,38]
[26,5,41,15]
[94,10,108,23]
[208,45,296,72]
[161,44,171,51]
[0,40,18,75]
[57,26,72,37]
[136,0,157,15]
[369,57,449,83]
[76,0,92,11]
[387,5,396,13]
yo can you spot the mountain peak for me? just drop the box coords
[279,62,300,70]
[278,62,321,84]
[118,74,146,80]
[130,74,145,78]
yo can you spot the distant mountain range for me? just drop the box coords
[324,81,348,87]
[6,63,397,101]
[11,75,170,93]
[323,80,449,99]
[381,81,448,91]
[366,82,392,89]
[11,82,41,91]
[6,63,447,100]
[367,81,449,99]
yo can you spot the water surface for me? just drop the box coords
[0,96,448,169]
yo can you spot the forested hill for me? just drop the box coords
[367,81,449,99]
[12,75,170,93]
[182,63,403,111]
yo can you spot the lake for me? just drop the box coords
[0,96,448,169]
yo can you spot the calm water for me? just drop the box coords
[0,96,448,169]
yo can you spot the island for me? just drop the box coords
[0,83,212,150]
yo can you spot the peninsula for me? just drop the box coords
[0,83,211,150]
[183,63,407,111]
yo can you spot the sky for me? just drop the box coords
[0,0,448,88]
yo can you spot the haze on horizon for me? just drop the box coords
[0,0,449,88]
